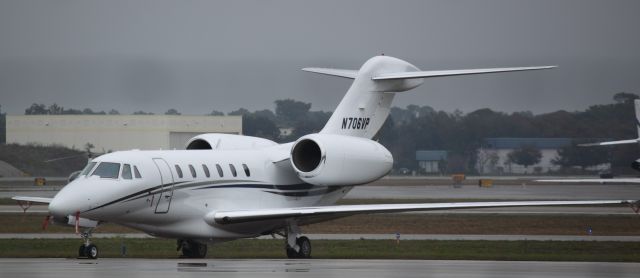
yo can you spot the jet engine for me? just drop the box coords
[290,134,393,186]
[186,133,277,150]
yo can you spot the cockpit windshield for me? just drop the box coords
[91,162,121,179]
[80,162,97,176]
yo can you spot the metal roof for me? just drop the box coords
[415,150,448,161]
[483,138,572,149]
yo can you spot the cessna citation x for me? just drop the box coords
[14,55,638,259]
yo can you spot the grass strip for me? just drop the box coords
[1,238,639,262]
[2,213,639,235]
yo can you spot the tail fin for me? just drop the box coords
[579,99,640,146]
[304,55,555,139]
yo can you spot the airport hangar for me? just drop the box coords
[5,115,242,151]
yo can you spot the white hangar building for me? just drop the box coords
[6,115,242,151]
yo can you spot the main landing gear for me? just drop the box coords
[284,221,312,259]
[78,229,99,259]
[177,239,208,258]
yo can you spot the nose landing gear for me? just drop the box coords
[78,229,99,259]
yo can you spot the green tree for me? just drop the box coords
[553,142,610,171]
[208,110,224,116]
[25,103,48,115]
[507,145,542,170]
[133,110,154,115]
[613,92,639,104]
[165,109,181,115]
[275,99,311,126]
[108,109,120,115]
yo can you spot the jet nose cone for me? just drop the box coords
[48,195,75,218]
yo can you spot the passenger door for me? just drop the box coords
[153,158,174,214]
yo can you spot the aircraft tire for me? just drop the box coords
[78,245,86,257]
[296,236,311,259]
[286,247,298,258]
[86,244,99,259]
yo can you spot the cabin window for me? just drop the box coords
[242,164,251,177]
[133,166,142,179]
[216,164,224,177]
[122,164,133,180]
[92,162,120,179]
[80,162,97,176]
[202,164,210,178]
[229,164,237,177]
[189,164,197,178]
[175,165,183,178]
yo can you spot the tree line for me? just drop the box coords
[8,92,640,174]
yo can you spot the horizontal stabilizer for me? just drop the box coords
[12,196,53,203]
[579,138,640,147]
[205,199,632,225]
[302,68,358,79]
[373,66,556,80]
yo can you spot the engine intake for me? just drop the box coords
[290,134,393,186]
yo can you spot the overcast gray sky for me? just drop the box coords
[1,0,639,115]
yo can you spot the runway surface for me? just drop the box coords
[2,233,638,242]
[0,258,638,278]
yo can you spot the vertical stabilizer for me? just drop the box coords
[318,56,423,139]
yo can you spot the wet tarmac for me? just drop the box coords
[0,258,638,278]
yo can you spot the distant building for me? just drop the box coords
[6,115,242,151]
[477,137,609,174]
[415,150,448,174]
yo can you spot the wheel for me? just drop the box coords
[286,247,298,259]
[194,243,207,258]
[181,240,207,258]
[78,245,86,257]
[296,236,311,259]
[86,244,98,259]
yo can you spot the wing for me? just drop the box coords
[579,138,640,146]
[204,200,634,225]
[538,178,640,183]
[12,196,53,203]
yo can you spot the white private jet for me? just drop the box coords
[13,55,637,259]
[540,99,640,183]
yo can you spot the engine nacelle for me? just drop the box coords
[290,134,393,186]
[186,133,277,150]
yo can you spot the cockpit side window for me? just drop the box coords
[92,162,121,179]
[133,166,142,179]
[122,164,132,180]
[175,165,183,179]
[80,162,97,176]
